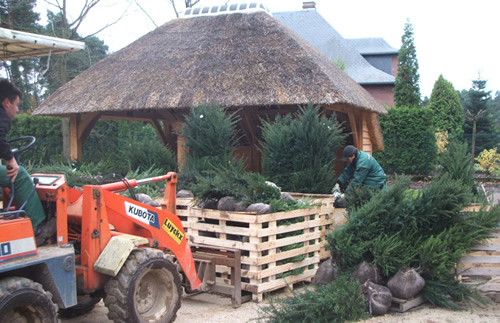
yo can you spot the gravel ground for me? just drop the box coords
[61,185,500,322]
[61,286,500,323]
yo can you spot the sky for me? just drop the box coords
[36,0,500,98]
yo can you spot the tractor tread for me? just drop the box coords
[104,248,182,323]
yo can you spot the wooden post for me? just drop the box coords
[172,122,187,171]
[69,116,82,161]
[69,113,101,161]
[361,114,373,154]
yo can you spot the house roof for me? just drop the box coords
[33,11,386,116]
[347,37,399,56]
[0,27,85,60]
[273,9,395,85]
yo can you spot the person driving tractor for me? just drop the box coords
[0,78,55,245]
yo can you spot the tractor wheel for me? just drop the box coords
[0,277,57,323]
[104,248,182,323]
[58,292,103,318]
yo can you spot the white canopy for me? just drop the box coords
[0,27,85,60]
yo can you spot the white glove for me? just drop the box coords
[332,183,341,194]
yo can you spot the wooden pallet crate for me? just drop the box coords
[288,193,341,259]
[175,197,195,232]
[456,228,500,302]
[187,206,322,301]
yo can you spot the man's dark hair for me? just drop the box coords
[0,78,22,103]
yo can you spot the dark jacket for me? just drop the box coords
[0,107,13,161]
[337,151,386,189]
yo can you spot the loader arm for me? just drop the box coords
[82,173,202,290]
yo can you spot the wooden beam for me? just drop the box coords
[158,109,182,124]
[69,116,81,161]
[79,113,101,144]
[361,115,372,154]
[151,119,168,146]
[366,112,384,151]
[347,110,359,148]
[177,135,187,171]
[240,112,256,146]
[69,113,100,161]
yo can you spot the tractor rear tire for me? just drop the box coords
[0,277,57,323]
[104,248,182,323]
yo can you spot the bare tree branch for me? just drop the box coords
[135,0,158,28]
[43,0,134,40]
[169,0,179,18]
[82,6,131,39]
[185,0,201,8]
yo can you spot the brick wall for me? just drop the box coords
[362,84,395,108]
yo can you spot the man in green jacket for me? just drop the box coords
[336,145,386,191]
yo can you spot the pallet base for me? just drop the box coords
[248,278,313,302]
[391,295,425,312]
[461,276,500,303]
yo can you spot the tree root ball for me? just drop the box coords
[362,281,393,315]
[313,259,337,285]
[353,262,383,285]
[387,267,425,300]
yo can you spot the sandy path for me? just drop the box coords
[61,287,500,323]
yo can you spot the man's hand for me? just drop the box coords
[6,157,19,182]
[332,183,341,194]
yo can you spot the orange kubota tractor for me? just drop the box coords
[0,136,202,322]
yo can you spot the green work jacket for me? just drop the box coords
[337,151,386,189]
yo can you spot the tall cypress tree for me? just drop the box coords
[428,75,464,134]
[394,19,421,107]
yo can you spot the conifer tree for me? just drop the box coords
[394,19,421,107]
[428,75,464,134]
[259,103,346,194]
[461,78,498,157]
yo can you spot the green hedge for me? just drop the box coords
[374,106,437,175]
[9,114,177,174]
[9,114,63,165]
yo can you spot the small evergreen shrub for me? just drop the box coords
[439,140,476,192]
[326,173,500,309]
[475,147,500,174]
[189,161,280,206]
[259,102,346,194]
[182,104,239,161]
[83,120,175,173]
[121,137,177,173]
[257,274,367,323]
[178,104,241,191]
[374,105,437,175]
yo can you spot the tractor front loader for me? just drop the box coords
[0,166,203,323]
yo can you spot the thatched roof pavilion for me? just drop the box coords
[34,7,386,172]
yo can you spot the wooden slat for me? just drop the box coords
[184,201,340,302]
[245,256,319,280]
[456,267,500,276]
[469,243,500,251]
[459,255,500,264]
[243,244,320,266]
[391,296,425,313]
[190,207,321,224]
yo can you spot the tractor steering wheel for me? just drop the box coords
[8,136,36,162]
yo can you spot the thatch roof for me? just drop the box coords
[34,11,386,116]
